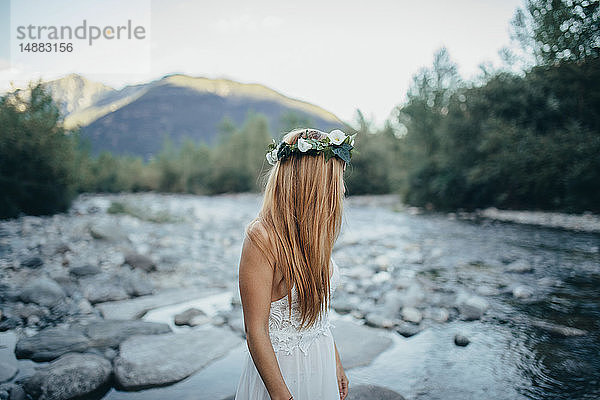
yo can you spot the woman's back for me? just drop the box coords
[235,257,341,399]
[268,257,340,355]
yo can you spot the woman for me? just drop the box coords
[235,128,356,400]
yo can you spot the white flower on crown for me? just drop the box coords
[297,137,312,152]
[328,129,347,145]
[266,148,278,165]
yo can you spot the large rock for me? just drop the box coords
[19,277,66,307]
[395,322,423,338]
[78,270,154,304]
[88,221,129,242]
[96,286,216,320]
[174,308,210,327]
[19,352,112,400]
[505,259,534,273]
[20,256,44,269]
[331,320,393,369]
[0,383,27,400]
[113,327,243,389]
[123,252,156,272]
[457,295,489,321]
[73,319,172,348]
[15,320,172,361]
[401,307,422,324]
[15,326,91,362]
[0,361,18,383]
[347,384,406,400]
[68,264,101,277]
[512,285,534,299]
[79,274,129,304]
[365,313,396,329]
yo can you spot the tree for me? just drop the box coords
[0,82,78,218]
[511,0,600,65]
[280,111,314,134]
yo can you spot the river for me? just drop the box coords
[1,192,598,399]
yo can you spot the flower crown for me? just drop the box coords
[266,129,357,166]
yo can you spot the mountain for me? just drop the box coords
[42,74,344,160]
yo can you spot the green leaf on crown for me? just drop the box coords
[332,146,351,163]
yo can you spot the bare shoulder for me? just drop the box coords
[240,220,273,272]
[246,218,269,240]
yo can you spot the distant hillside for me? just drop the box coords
[41,74,344,160]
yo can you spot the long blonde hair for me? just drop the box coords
[245,128,346,329]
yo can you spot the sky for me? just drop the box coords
[1,0,524,127]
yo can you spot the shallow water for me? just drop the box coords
[337,204,600,400]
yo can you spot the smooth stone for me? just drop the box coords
[15,326,91,362]
[0,383,27,400]
[19,277,66,307]
[0,332,19,383]
[331,320,393,369]
[88,222,129,242]
[395,322,423,338]
[531,319,587,337]
[372,271,392,283]
[0,284,20,303]
[174,308,210,327]
[69,264,102,277]
[332,298,357,314]
[20,256,43,269]
[458,295,489,321]
[512,285,534,299]
[401,307,422,324]
[19,352,111,400]
[123,252,156,272]
[95,287,217,320]
[454,333,470,346]
[79,275,129,304]
[0,361,18,383]
[475,285,501,296]
[424,307,449,323]
[113,327,243,389]
[505,259,534,273]
[76,298,95,314]
[365,313,396,329]
[347,384,406,400]
[72,319,172,348]
[54,244,71,254]
[79,270,154,304]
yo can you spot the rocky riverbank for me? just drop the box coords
[0,192,598,399]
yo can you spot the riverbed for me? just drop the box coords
[1,192,598,399]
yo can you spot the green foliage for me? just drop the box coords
[207,112,272,193]
[0,82,78,218]
[396,46,600,212]
[344,112,401,195]
[107,200,180,223]
[511,0,600,65]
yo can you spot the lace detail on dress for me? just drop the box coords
[268,257,340,356]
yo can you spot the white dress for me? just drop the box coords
[235,257,341,400]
